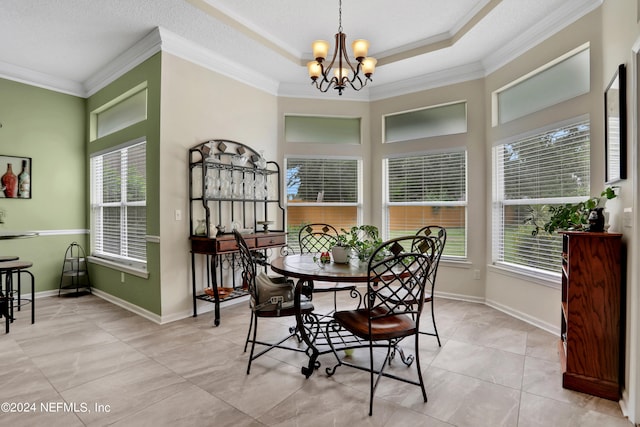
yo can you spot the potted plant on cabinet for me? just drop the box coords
[526,187,617,235]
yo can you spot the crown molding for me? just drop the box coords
[0,0,604,101]
[375,0,502,66]
[158,27,280,95]
[84,28,163,97]
[277,81,372,101]
[0,60,84,96]
[187,0,301,64]
[278,61,486,101]
[369,62,486,101]
[482,0,602,76]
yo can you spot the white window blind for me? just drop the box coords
[91,140,147,266]
[385,150,467,258]
[286,158,360,252]
[493,119,590,274]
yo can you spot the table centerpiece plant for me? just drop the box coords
[335,225,383,263]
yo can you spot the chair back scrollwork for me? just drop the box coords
[298,223,339,254]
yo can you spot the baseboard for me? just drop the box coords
[30,288,555,335]
[90,288,162,324]
[161,294,250,324]
[485,298,560,336]
[435,291,485,304]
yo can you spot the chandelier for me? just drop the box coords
[306,0,377,96]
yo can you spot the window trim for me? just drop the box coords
[491,43,590,126]
[382,147,468,260]
[90,137,147,271]
[383,100,468,144]
[491,115,590,278]
[90,83,147,141]
[284,156,363,252]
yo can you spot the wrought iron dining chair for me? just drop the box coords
[415,225,446,346]
[326,235,435,416]
[233,230,314,374]
[297,223,357,316]
[298,223,339,254]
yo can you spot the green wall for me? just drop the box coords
[85,53,162,315]
[0,78,86,292]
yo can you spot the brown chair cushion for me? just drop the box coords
[256,300,314,318]
[334,306,417,341]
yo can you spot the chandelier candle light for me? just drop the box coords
[307,0,377,95]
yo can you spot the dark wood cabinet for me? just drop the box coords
[558,231,623,400]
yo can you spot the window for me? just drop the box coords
[91,139,147,268]
[494,46,589,125]
[493,118,590,275]
[92,85,147,140]
[284,116,361,145]
[384,102,467,143]
[286,158,360,252]
[384,150,467,258]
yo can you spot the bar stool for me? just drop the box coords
[0,256,19,333]
[0,260,35,333]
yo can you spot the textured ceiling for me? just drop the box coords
[0,0,602,99]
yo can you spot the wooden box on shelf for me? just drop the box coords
[558,231,623,400]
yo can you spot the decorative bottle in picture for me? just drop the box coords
[1,163,17,198]
[18,159,30,198]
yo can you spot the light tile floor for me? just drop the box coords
[0,292,633,426]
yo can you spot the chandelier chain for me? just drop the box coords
[338,0,342,32]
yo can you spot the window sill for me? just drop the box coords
[440,258,472,269]
[87,256,149,279]
[488,263,560,289]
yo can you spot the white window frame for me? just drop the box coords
[285,156,362,252]
[90,138,147,274]
[492,116,590,282]
[383,148,468,259]
[383,101,467,143]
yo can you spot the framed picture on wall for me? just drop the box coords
[604,64,627,184]
[0,155,31,199]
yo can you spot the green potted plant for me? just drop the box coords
[331,233,352,263]
[337,225,383,262]
[527,187,617,235]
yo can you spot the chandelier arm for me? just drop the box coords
[312,79,333,93]
[315,73,338,93]
[346,76,367,91]
[317,62,332,85]
[348,61,364,84]
[320,32,342,82]
[338,35,358,74]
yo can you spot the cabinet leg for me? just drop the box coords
[191,253,197,317]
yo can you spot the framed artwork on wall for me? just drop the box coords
[604,64,627,184]
[0,155,31,199]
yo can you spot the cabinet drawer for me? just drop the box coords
[191,237,216,254]
[217,236,256,252]
[256,234,285,248]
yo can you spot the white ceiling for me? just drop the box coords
[0,0,601,100]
